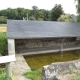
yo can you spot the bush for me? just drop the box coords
[0,32,7,55]
[0,16,7,24]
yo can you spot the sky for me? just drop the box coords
[0,0,77,15]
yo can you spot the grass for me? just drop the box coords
[0,68,12,80]
[72,76,80,80]
[0,32,7,55]
[24,69,42,80]
[69,66,74,74]
[71,73,80,80]
[59,68,80,80]
[24,67,80,80]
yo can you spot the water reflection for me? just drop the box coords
[24,50,80,70]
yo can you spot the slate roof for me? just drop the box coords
[7,20,80,39]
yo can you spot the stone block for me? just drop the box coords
[42,60,80,80]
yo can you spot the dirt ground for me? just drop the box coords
[58,69,80,80]
[0,27,6,32]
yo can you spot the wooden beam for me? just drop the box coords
[0,55,15,64]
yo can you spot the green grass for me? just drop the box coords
[0,32,7,55]
[0,68,12,80]
[72,74,80,80]
[69,66,74,74]
[24,69,42,80]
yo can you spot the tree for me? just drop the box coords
[0,16,7,23]
[57,14,73,22]
[16,8,26,20]
[50,4,63,21]
[32,6,38,10]
[76,0,80,14]
[38,9,50,21]
[0,7,50,21]
[32,6,39,20]
[75,0,80,22]
[6,8,18,19]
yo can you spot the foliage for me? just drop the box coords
[76,0,80,14]
[72,76,80,80]
[38,9,50,21]
[57,14,73,22]
[24,69,41,80]
[77,15,80,22]
[0,5,65,22]
[75,0,80,22]
[0,16,7,23]
[0,32,7,55]
[0,7,50,22]
[0,68,12,80]
[71,72,80,80]
[32,6,39,20]
[69,66,74,74]
[50,4,63,21]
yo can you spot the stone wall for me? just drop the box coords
[15,38,78,52]
[42,60,80,80]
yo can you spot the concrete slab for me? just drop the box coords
[10,55,31,80]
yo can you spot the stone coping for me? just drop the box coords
[42,60,80,80]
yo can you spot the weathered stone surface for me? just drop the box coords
[15,38,77,52]
[42,60,80,80]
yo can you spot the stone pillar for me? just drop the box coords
[8,39,15,55]
[60,39,64,52]
[6,39,15,78]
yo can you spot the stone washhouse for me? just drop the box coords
[7,20,80,55]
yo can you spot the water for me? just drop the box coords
[24,50,80,70]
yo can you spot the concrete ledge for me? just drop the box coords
[18,46,80,55]
[42,60,80,80]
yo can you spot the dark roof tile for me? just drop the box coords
[7,20,80,39]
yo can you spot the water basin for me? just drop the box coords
[24,50,80,70]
